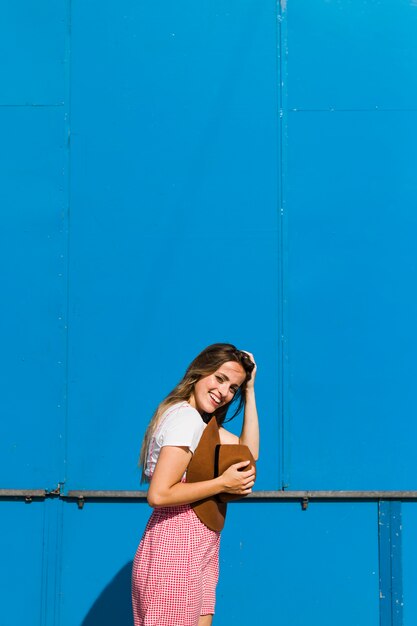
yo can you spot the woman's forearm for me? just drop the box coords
[147,455,256,509]
[147,476,224,508]
[239,388,260,460]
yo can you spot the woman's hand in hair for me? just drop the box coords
[219,460,256,496]
[241,350,256,392]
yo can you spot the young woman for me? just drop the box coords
[131,343,259,626]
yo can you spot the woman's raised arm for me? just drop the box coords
[219,351,259,460]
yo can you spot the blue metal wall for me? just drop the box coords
[1,1,416,624]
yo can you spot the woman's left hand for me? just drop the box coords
[242,350,256,391]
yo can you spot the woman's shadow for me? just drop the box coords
[82,561,134,626]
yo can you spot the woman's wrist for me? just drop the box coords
[215,474,226,493]
[245,386,255,399]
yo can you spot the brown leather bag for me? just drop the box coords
[186,417,256,531]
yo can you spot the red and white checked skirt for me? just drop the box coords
[132,504,220,626]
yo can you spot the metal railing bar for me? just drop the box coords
[64,489,417,500]
[248,490,417,499]
[3,489,417,506]
[66,490,147,499]
[0,489,46,497]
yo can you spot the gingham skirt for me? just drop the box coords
[131,504,221,626]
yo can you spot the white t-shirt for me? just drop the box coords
[145,401,205,478]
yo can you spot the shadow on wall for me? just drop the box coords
[82,561,134,626]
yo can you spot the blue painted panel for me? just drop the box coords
[284,111,417,488]
[60,501,151,626]
[402,503,417,625]
[216,501,379,625]
[0,108,68,488]
[60,500,379,626]
[284,0,417,110]
[67,234,279,490]
[0,1,67,104]
[66,0,280,491]
[0,502,45,626]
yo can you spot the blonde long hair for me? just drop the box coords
[139,343,255,482]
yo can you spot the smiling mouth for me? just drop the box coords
[209,392,221,406]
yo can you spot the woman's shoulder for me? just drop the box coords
[156,401,205,449]
[161,401,201,425]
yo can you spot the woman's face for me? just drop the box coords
[189,361,246,414]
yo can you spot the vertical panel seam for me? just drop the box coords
[379,500,404,626]
[390,502,403,626]
[378,500,391,626]
[63,0,72,492]
[277,0,289,489]
[55,2,72,626]
[276,0,283,490]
